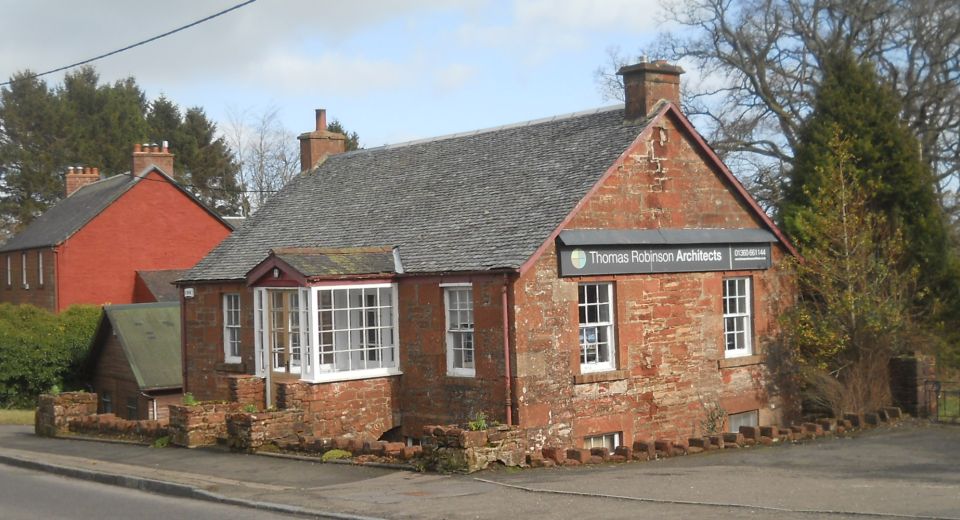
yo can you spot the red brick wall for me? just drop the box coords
[0,248,57,311]
[56,171,231,311]
[181,281,255,401]
[92,332,143,419]
[513,112,793,450]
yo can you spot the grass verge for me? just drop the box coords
[0,409,35,425]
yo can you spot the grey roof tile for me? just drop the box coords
[184,106,649,281]
[0,175,134,251]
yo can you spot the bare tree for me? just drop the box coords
[597,0,960,216]
[225,105,300,214]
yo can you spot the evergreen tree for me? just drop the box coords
[780,52,960,357]
[0,66,243,236]
[327,119,361,151]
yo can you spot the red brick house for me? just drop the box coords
[179,61,797,452]
[87,302,182,421]
[0,144,234,312]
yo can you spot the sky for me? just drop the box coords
[0,0,667,148]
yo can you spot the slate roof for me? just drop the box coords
[0,168,234,253]
[100,302,182,391]
[184,106,651,281]
[0,174,133,252]
[136,269,188,302]
[271,247,397,278]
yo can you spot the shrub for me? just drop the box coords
[321,449,352,462]
[182,393,198,406]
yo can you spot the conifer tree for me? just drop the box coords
[780,52,960,361]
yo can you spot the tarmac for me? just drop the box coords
[1,421,959,519]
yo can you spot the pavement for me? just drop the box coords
[1,421,959,519]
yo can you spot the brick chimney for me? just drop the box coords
[132,141,174,176]
[65,166,101,197]
[617,60,684,120]
[298,109,346,172]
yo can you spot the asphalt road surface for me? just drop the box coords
[0,464,299,520]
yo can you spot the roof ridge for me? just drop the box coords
[328,105,623,160]
[67,171,131,196]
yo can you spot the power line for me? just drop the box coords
[1,0,257,87]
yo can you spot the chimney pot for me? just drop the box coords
[133,143,142,153]
[316,109,327,131]
[67,166,75,173]
[162,140,169,153]
[92,167,99,177]
[617,61,684,120]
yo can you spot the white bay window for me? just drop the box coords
[255,283,399,382]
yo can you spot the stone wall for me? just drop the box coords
[420,424,526,473]
[168,402,242,448]
[35,392,97,437]
[513,113,793,451]
[67,413,168,442]
[277,378,399,439]
[229,375,265,410]
[226,409,305,453]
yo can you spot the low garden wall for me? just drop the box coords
[35,392,167,443]
[420,424,527,473]
[226,409,305,453]
[168,402,242,448]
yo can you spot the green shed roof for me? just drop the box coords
[103,302,182,391]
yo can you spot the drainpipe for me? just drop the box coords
[501,274,513,426]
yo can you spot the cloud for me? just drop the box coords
[432,63,478,92]
[248,51,415,96]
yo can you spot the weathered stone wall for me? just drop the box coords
[226,409,305,453]
[513,112,792,451]
[168,402,242,448]
[68,413,168,442]
[35,392,97,437]
[420,424,527,473]
[229,375,265,410]
[181,281,255,402]
[277,378,399,439]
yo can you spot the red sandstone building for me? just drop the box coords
[0,144,234,312]
[179,62,797,452]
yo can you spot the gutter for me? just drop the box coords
[501,273,513,426]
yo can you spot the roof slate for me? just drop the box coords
[136,269,188,302]
[272,247,396,278]
[0,174,134,252]
[184,106,649,281]
[103,302,182,390]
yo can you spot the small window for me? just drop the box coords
[444,284,475,377]
[584,432,621,454]
[578,283,615,373]
[21,252,27,288]
[126,397,138,420]
[728,410,759,432]
[223,293,242,363]
[723,278,753,358]
[101,392,113,414]
[37,251,43,288]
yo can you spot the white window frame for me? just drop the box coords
[222,293,242,364]
[723,277,753,358]
[37,251,43,287]
[5,255,10,287]
[255,283,400,383]
[21,252,27,289]
[584,432,621,454]
[578,282,616,373]
[443,283,475,377]
[100,391,113,414]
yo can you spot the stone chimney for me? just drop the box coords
[298,109,346,172]
[132,141,174,176]
[65,166,101,197]
[617,60,684,120]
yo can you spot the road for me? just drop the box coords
[0,464,299,520]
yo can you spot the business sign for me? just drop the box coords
[558,243,771,276]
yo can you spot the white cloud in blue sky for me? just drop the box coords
[0,0,664,147]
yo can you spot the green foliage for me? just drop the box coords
[467,411,488,431]
[778,130,920,414]
[151,435,171,448]
[181,392,198,406]
[0,303,101,408]
[326,119,361,151]
[321,449,352,462]
[780,52,960,362]
[0,66,241,236]
[698,396,726,435]
[242,404,257,413]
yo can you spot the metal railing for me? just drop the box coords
[925,381,960,423]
